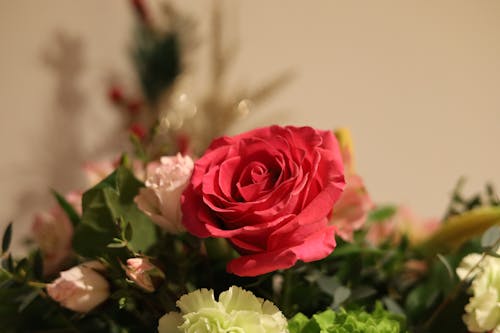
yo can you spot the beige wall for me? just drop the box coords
[1,1,500,250]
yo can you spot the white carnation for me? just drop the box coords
[457,251,500,332]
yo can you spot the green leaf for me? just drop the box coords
[288,313,309,333]
[124,222,133,242]
[368,206,397,222]
[2,222,12,254]
[107,241,127,249]
[130,134,148,162]
[1,254,13,272]
[51,190,81,227]
[317,276,340,296]
[332,286,351,308]
[481,225,500,249]
[382,297,405,316]
[73,166,157,259]
[17,289,39,312]
[133,28,181,104]
[436,254,454,281]
[33,250,43,280]
[350,285,377,301]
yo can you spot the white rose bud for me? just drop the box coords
[47,261,110,313]
[134,154,194,234]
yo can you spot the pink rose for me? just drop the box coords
[124,257,164,292]
[32,191,81,275]
[181,126,345,276]
[135,154,194,234]
[47,261,110,313]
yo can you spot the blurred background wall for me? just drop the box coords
[1,0,499,251]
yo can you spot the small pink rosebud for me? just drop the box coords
[47,261,110,313]
[135,154,194,234]
[124,257,164,292]
[32,191,82,275]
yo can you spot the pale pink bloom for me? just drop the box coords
[83,160,117,186]
[366,206,439,246]
[32,191,82,275]
[124,257,163,292]
[47,261,109,313]
[135,154,194,234]
[83,158,145,186]
[331,175,374,242]
[366,216,399,246]
[396,206,440,245]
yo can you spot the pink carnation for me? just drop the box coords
[135,154,194,234]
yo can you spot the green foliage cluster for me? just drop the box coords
[133,26,181,105]
[288,303,407,333]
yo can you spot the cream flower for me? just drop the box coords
[135,154,194,234]
[457,251,500,332]
[158,286,288,333]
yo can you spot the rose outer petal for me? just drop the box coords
[227,225,336,276]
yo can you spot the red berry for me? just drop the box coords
[108,86,124,104]
[127,99,143,115]
[129,123,146,140]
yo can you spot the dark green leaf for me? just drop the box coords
[51,190,81,227]
[124,222,133,242]
[133,28,181,104]
[14,258,28,278]
[107,242,127,249]
[33,250,43,280]
[382,297,405,316]
[17,289,39,312]
[436,254,454,281]
[350,285,377,301]
[332,286,351,308]
[130,134,148,161]
[73,166,156,258]
[1,254,13,272]
[316,276,340,296]
[2,222,12,254]
[486,250,500,258]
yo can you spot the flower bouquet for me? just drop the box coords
[1,2,500,333]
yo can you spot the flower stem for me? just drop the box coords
[281,269,293,317]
